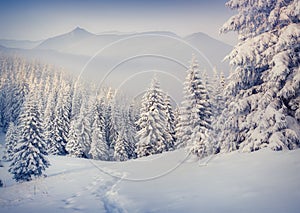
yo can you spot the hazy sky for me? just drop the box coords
[0,0,237,45]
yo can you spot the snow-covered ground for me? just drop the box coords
[0,138,300,213]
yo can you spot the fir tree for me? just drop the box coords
[163,93,176,150]
[66,99,91,158]
[104,89,117,159]
[43,77,59,154]
[125,103,139,159]
[218,0,300,152]
[3,122,18,161]
[9,92,50,182]
[89,98,109,160]
[66,120,85,158]
[49,82,72,155]
[175,56,212,155]
[114,128,130,161]
[4,81,29,129]
[135,77,171,157]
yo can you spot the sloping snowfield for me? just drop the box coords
[1,141,300,213]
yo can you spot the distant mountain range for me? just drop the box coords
[0,39,43,49]
[0,27,232,99]
[0,27,231,69]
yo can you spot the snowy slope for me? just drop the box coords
[1,142,300,213]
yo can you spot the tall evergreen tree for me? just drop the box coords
[43,74,59,154]
[175,56,212,155]
[104,88,117,159]
[68,99,91,158]
[49,82,72,155]
[218,0,300,152]
[9,92,50,182]
[135,77,171,157]
[89,97,109,160]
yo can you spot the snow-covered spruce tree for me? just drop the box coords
[210,69,226,153]
[164,93,176,150]
[48,82,72,155]
[135,77,172,157]
[112,100,140,160]
[89,97,109,160]
[114,128,130,161]
[113,103,137,160]
[71,81,84,119]
[4,81,29,129]
[9,92,50,182]
[66,120,85,158]
[175,56,212,158]
[0,78,8,129]
[127,102,139,158]
[3,122,19,161]
[211,69,226,118]
[66,99,91,158]
[43,74,60,154]
[218,0,300,152]
[104,88,117,159]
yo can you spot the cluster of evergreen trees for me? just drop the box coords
[0,54,224,182]
[0,56,139,181]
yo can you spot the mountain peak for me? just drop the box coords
[69,26,93,36]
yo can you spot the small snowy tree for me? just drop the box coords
[89,98,109,160]
[9,92,50,182]
[66,99,91,158]
[126,102,139,158]
[163,93,176,150]
[3,122,19,161]
[114,103,137,160]
[114,128,130,161]
[4,81,29,129]
[66,120,85,158]
[211,69,226,118]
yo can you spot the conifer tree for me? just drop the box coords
[163,93,176,150]
[114,128,130,161]
[9,92,50,182]
[3,122,18,161]
[74,100,92,158]
[218,0,300,152]
[135,77,171,157]
[89,98,109,160]
[175,56,212,155]
[48,82,72,155]
[66,120,85,158]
